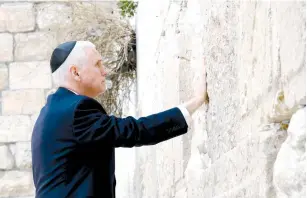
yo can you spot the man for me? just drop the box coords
[31,41,208,198]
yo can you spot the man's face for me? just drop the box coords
[78,47,108,97]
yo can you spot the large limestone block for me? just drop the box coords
[274,2,305,79]
[14,32,57,61]
[185,109,209,198]
[273,1,306,110]
[0,33,13,62]
[237,1,275,116]
[220,175,273,198]
[273,107,306,198]
[0,171,35,197]
[0,3,35,32]
[9,61,52,89]
[14,142,32,169]
[9,197,33,198]
[0,7,6,32]
[1,90,45,115]
[204,1,243,162]
[0,145,14,169]
[0,64,8,90]
[0,115,32,142]
[198,122,287,198]
[36,3,72,30]
[283,70,306,111]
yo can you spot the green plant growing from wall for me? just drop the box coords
[118,0,138,17]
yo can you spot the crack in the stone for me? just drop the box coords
[154,2,172,59]
[250,1,257,52]
[277,44,282,89]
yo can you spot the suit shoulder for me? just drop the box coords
[74,96,105,113]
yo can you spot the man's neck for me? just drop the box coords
[60,85,79,95]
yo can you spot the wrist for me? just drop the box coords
[197,95,205,104]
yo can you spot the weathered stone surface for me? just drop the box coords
[134,1,306,198]
[274,2,306,111]
[0,64,8,90]
[0,145,14,169]
[1,90,45,115]
[0,1,305,198]
[15,142,32,169]
[273,108,306,198]
[0,6,7,32]
[0,33,13,62]
[9,197,34,198]
[9,143,16,157]
[36,3,72,30]
[9,62,52,89]
[0,115,32,142]
[0,171,35,197]
[14,32,57,61]
[1,3,35,32]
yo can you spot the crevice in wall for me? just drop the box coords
[33,3,40,32]
[267,90,304,124]
[263,123,287,198]
[277,44,282,89]
[250,1,257,52]
[174,0,186,34]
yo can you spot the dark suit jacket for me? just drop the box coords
[31,87,188,198]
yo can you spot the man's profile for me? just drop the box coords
[31,41,208,198]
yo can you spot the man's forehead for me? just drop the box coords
[85,47,102,60]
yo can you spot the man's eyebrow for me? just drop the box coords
[96,59,103,66]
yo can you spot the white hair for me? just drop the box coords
[51,41,96,86]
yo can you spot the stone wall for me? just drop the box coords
[0,1,132,198]
[135,0,305,198]
[0,2,58,197]
[0,1,306,198]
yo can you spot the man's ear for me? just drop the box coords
[70,65,81,81]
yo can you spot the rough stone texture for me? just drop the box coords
[8,197,34,198]
[1,90,45,115]
[14,32,57,61]
[0,33,13,62]
[7,197,33,198]
[273,108,306,198]
[0,115,32,142]
[0,171,35,198]
[135,1,306,198]
[0,2,124,197]
[0,64,8,90]
[114,80,137,198]
[9,62,52,89]
[0,7,7,32]
[14,142,32,170]
[0,145,14,169]
[36,3,73,30]
[0,1,305,198]
[0,3,35,32]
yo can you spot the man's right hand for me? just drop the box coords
[182,89,209,116]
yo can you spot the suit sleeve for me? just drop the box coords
[72,98,189,147]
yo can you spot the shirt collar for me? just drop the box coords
[69,89,79,95]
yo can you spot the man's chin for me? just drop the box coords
[98,86,107,95]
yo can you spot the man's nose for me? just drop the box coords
[102,70,107,77]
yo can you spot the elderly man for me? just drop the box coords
[31,41,208,198]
